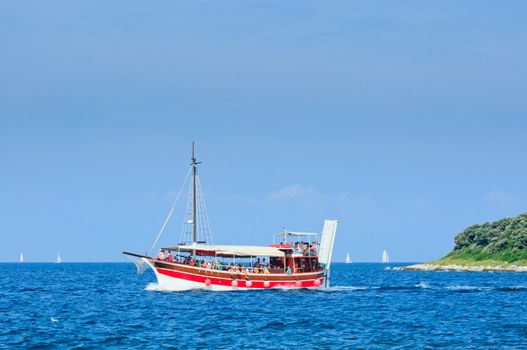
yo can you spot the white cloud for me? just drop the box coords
[483,190,519,206]
[165,190,181,200]
[269,184,314,201]
[410,198,430,209]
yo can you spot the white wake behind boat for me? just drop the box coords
[123,144,338,291]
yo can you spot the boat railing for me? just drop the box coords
[153,257,323,275]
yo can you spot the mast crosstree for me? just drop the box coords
[180,143,213,246]
[191,142,200,245]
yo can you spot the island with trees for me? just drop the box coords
[405,212,527,272]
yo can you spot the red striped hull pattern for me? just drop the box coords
[156,268,323,289]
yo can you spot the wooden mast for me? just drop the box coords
[191,142,198,245]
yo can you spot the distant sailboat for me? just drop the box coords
[382,249,389,263]
[55,254,62,263]
[345,252,351,264]
[20,253,24,263]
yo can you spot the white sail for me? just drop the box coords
[382,249,389,263]
[20,253,24,263]
[345,252,351,264]
[318,220,338,289]
[318,220,338,268]
[56,254,62,263]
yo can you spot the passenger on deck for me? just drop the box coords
[310,242,317,255]
[286,266,292,275]
[263,266,270,274]
[157,250,166,260]
[167,251,173,262]
[295,243,302,254]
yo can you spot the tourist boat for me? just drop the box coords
[123,144,338,291]
[345,252,351,264]
[55,254,62,263]
[19,253,24,263]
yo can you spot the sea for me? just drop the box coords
[1,263,526,349]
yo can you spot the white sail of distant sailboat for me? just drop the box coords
[20,253,24,263]
[56,254,62,263]
[345,252,351,264]
[382,249,389,263]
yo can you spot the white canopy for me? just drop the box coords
[161,244,285,257]
[274,231,319,237]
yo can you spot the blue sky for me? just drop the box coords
[1,1,526,262]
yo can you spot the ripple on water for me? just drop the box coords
[495,285,527,292]
[0,263,526,348]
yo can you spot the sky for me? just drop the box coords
[1,1,526,262]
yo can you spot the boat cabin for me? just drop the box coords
[156,230,322,276]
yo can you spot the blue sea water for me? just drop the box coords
[1,263,526,349]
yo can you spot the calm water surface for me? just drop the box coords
[1,263,526,349]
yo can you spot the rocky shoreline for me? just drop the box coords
[402,263,527,273]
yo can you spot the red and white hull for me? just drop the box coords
[144,258,325,291]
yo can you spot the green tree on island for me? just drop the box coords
[441,213,527,265]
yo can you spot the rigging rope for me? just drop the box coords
[179,177,195,245]
[197,175,214,245]
[148,167,192,256]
